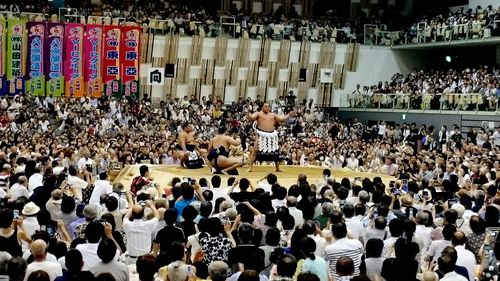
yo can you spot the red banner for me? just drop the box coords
[64,23,84,97]
[84,24,103,97]
[102,25,121,97]
[120,26,140,98]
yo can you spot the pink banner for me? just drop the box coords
[84,24,103,97]
[64,23,84,97]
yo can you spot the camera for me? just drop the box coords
[183,177,195,185]
[40,221,58,237]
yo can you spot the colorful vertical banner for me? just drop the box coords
[45,23,65,97]
[102,25,121,97]
[26,22,45,96]
[120,26,140,98]
[0,19,6,96]
[6,20,26,96]
[64,23,84,97]
[84,25,103,97]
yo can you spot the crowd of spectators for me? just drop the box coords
[350,65,500,111]
[2,0,500,45]
[0,92,496,280]
[404,5,500,44]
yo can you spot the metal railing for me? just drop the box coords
[346,92,500,112]
[365,20,500,47]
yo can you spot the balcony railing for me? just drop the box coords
[364,20,500,47]
[346,92,500,112]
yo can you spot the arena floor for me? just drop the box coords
[113,165,392,190]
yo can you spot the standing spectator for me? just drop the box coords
[122,200,159,263]
[154,208,185,255]
[208,261,229,281]
[336,256,355,281]
[360,239,385,281]
[300,237,330,281]
[452,231,476,281]
[323,223,363,280]
[89,172,112,206]
[7,256,27,281]
[9,176,29,202]
[0,209,29,257]
[89,238,129,281]
[227,223,265,273]
[25,240,62,281]
[69,204,98,240]
[437,247,468,281]
[76,222,120,270]
[466,215,487,263]
[286,197,304,228]
[54,249,94,281]
[0,251,11,280]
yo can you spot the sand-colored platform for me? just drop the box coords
[112,165,393,190]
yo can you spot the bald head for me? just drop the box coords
[287,196,297,207]
[452,231,466,246]
[132,205,144,220]
[30,240,47,260]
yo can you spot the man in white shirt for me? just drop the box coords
[90,238,129,281]
[209,176,233,206]
[76,221,120,270]
[424,224,456,263]
[323,222,363,280]
[491,126,500,147]
[89,172,112,206]
[67,166,90,202]
[271,186,287,210]
[28,168,43,195]
[25,239,62,281]
[438,247,468,281]
[343,204,364,244]
[122,200,160,263]
[286,196,304,228]
[415,211,432,259]
[452,231,476,281]
[9,176,29,201]
[256,173,277,194]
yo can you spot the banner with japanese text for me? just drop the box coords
[120,26,140,98]
[0,19,6,96]
[84,24,103,97]
[102,25,121,97]
[26,22,45,96]
[6,20,26,96]
[64,23,84,97]
[45,23,65,97]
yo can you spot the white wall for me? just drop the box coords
[333,45,411,107]
[141,37,409,107]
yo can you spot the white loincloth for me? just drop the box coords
[254,123,279,153]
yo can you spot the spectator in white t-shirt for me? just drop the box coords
[89,172,112,206]
[25,239,62,281]
[9,176,29,202]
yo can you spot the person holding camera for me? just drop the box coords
[122,200,160,264]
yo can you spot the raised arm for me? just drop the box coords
[274,111,294,123]
[247,111,259,121]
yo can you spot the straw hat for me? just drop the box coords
[22,202,40,216]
